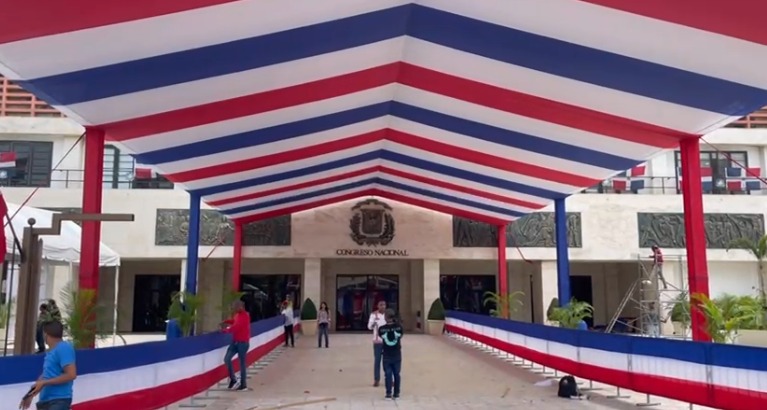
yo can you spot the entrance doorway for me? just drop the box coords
[336,275,399,331]
[570,275,594,328]
[132,274,180,332]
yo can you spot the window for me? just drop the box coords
[103,145,136,189]
[0,140,53,187]
[674,150,748,194]
[103,145,174,189]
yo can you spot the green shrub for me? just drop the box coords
[427,298,445,321]
[549,298,594,329]
[483,291,525,318]
[300,298,317,320]
[167,291,204,337]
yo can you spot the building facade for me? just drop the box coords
[2,82,767,336]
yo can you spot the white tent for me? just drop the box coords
[4,202,120,267]
[2,203,123,348]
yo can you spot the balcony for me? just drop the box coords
[583,175,765,195]
[727,107,767,128]
[0,168,174,189]
[0,76,62,117]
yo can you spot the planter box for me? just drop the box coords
[735,329,767,348]
[427,320,444,336]
[671,321,689,337]
[301,320,317,337]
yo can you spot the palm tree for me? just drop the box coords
[727,235,767,304]
[549,298,594,329]
[482,291,525,318]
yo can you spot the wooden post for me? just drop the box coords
[13,213,133,355]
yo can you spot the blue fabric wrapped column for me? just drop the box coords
[185,193,201,294]
[554,198,571,306]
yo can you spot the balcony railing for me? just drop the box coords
[0,76,62,117]
[0,168,174,189]
[583,175,765,195]
[727,107,767,128]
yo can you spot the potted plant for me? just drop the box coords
[60,284,109,348]
[218,290,245,321]
[549,298,594,329]
[546,297,559,326]
[732,295,767,347]
[300,298,318,336]
[426,298,445,336]
[727,236,767,311]
[167,291,205,337]
[669,293,691,336]
[691,293,746,343]
[482,291,525,319]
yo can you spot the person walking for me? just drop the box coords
[19,321,77,410]
[317,301,330,348]
[378,309,403,400]
[367,300,387,387]
[47,300,62,323]
[281,301,295,347]
[221,300,251,391]
[35,303,50,353]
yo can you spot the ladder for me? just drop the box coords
[605,277,641,334]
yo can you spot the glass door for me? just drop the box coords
[336,275,399,331]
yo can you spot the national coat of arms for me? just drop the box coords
[349,199,395,246]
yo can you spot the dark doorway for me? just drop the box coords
[240,275,301,322]
[336,275,399,331]
[439,275,496,315]
[132,274,180,332]
[570,275,594,327]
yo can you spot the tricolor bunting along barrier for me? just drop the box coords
[446,311,767,410]
[0,315,300,410]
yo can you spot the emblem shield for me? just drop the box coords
[360,209,385,236]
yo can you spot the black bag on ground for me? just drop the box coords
[557,375,581,398]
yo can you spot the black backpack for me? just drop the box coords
[557,375,582,398]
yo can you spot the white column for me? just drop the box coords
[179,259,188,295]
[303,258,321,306]
[533,261,559,324]
[423,259,440,332]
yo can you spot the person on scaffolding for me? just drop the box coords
[648,245,668,289]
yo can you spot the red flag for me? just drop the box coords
[0,152,16,168]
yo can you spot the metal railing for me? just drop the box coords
[0,168,174,190]
[582,175,765,195]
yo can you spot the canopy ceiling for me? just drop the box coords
[1,0,766,225]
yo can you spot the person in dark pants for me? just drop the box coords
[36,303,50,353]
[281,301,295,347]
[221,300,251,391]
[378,309,403,400]
[20,321,77,410]
[317,301,330,348]
[367,300,387,386]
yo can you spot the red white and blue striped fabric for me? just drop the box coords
[1,0,767,224]
[0,316,295,410]
[446,312,767,410]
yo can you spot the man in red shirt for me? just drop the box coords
[649,245,668,289]
[221,300,251,391]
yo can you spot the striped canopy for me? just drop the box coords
[1,0,766,225]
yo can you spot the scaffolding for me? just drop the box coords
[605,253,690,339]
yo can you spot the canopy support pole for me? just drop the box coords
[185,193,201,295]
[112,265,120,346]
[679,138,711,342]
[79,126,105,292]
[232,223,243,291]
[555,198,571,306]
[497,224,508,318]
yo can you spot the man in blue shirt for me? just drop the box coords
[20,321,77,410]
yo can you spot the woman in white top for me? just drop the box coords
[367,300,388,386]
[281,301,295,347]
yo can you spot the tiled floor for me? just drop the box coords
[168,332,709,410]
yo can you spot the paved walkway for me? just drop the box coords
[172,333,662,410]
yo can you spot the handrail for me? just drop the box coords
[0,315,298,410]
[446,311,767,410]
